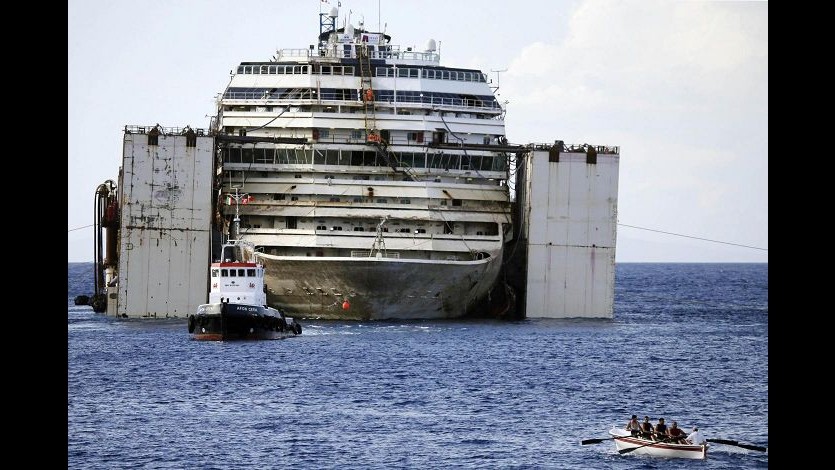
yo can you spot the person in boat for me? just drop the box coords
[625,415,642,436]
[640,416,655,439]
[653,417,668,441]
[667,420,687,444]
[686,426,706,445]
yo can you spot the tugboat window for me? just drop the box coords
[247,269,256,277]
[220,269,228,277]
[229,270,236,277]
[238,269,246,277]
[211,269,219,278]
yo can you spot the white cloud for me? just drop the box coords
[503,0,767,261]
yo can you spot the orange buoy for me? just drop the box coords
[342,300,351,310]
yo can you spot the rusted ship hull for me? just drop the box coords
[257,252,504,320]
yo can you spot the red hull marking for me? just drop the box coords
[192,334,224,341]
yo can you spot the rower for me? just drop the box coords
[625,415,641,436]
[668,421,686,444]
[640,416,654,439]
[654,417,668,441]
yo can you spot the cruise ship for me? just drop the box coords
[211,6,521,320]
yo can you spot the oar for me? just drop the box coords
[706,438,767,452]
[706,438,738,445]
[581,436,623,445]
[618,436,675,455]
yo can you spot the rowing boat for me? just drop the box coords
[608,427,708,459]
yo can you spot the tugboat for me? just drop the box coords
[188,190,302,341]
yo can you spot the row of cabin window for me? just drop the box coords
[238,64,315,75]
[251,225,491,235]
[270,194,461,206]
[315,129,443,144]
[234,64,486,83]
[240,217,497,235]
[375,67,487,82]
[211,268,258,278]
[222,88,498,108]
[316,129,426,141]
[221,148,507,171]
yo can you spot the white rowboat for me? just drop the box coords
[608,427,708,459]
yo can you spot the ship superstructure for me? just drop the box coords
[211,6,521,319]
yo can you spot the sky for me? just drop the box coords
[68,0,768,263]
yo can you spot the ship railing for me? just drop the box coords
[124,125,207,136]
[527,141,620,155]
[381,50,439,63]
[223,149,511,174]
[394,95,501,111]
[286,46,440,64]
[276,48,312,60]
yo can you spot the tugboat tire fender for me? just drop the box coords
[187,315,196,333]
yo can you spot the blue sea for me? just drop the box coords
[68,263,768,469]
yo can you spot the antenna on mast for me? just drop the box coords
[490,68,507,93]
[226,187,253,241]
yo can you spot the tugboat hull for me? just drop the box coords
[189,302,302,341]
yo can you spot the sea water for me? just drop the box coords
[68,263,768,469]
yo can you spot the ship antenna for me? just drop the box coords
[227,187,252,241]
[490,68,507,93]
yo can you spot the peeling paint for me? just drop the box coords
[114,131,214,318]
